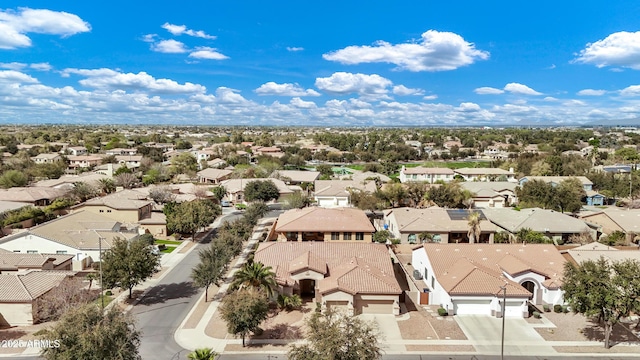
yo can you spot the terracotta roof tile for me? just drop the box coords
[275,207,374,233]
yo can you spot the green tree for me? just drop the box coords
[211,185,228,202]
[101,237,161,299]
[40,304,141,360]
[191,243,230,301]
[563,258,640,349]
[171,152,198,175]
[284,191,311,209]
[166,199,221,240]
[380,183,407,208]
[288,308,382,360]
[615,147,639,162]
[556,178,586,213]
[516,228,551,244]
[230,261,277,298]
[219,288,269,347]
[425,182,472,209]
[97,178,116,195]
[316,164,333,179]
[244,180,280,202]
[67,181,99,203]
[0,169,29,188]
[187,348,218,360]
[373,230,392,243]
[467,211,482,243]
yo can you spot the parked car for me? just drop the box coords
[221,200,231,207]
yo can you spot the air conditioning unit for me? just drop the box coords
[413,269,423,280]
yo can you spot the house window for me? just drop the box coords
[412,174,417,179]
[331,232,340,240]
[13,250,20,253]
[424,267,429,280]
[107,210,112,213]
[431,276,435,289]
[355,232,364,240]
[56,250,67,254]
[99,209,104,213]
[27,250,38,254]
[408,234,417,244]
[343,232,352,240]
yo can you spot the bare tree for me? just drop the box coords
[34,277,97,323]
[115,173,138,189]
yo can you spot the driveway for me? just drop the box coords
[359,314,405,352]
[455,315,556,356]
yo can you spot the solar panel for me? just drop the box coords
[446,209,486,221]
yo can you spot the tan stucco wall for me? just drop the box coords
[77,206,140,223]
[583,213,623,235]
[0,302,33,326]
[276,231,373,242]
[141,224,166,237]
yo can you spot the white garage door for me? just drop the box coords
[355,300,394,314]
[504,302,525,317]
[454,300,491,315]
[326,301,349,313]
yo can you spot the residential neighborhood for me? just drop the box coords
[0,125,640,359]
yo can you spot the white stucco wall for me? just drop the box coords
[0,303,33,326]
[412,248,451,309]
[0,234,101,265]
[315,196,349,208]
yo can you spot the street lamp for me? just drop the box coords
[500,285,507,360]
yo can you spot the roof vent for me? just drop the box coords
[477,249,483,252]
[496,249,502,252]
[454,249,460,252]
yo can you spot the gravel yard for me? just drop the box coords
[536,311,640,345]
[398,305,467,340]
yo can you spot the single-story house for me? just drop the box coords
[197,168,233,184]
[412,243,566,317]
[460,182,518,208]
[383,207,497,244]
[0,270,76,326]
[31,153,63,164]
[453,168,516,182]
[313,180,377,208]
[0,249,73,273]
[271,170,320,185]
[0,187,69,206]
[274,207,375,242]
[518,176,594,192]
[483,208,593,244]
[0,211,138,270]
[565,242,640,265]
[115,155,143,169]
[65,146,87,156]
[219,178,294,204]
[579,208,640,243]
[399,166,455,184]
[255,242,401,315]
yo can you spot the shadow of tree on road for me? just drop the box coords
[582,319,640,346]
[136,281,199,306]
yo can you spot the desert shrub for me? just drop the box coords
[532,311,541,319]
[437,308,448,316]
[553,304,563,313]
[105,290,113,296]
[562,305,570,313]
[543,304,550,312]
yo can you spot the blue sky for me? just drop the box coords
[2,1,640,126]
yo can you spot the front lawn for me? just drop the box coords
[155,239,181,246]
[160,246,176,254]
[94,294,114,307]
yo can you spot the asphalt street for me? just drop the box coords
[132,211,242,360]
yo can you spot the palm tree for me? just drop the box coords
[187,348,218,360]
[231,261,277,298]
[85,272,97,291]
[467,211,482,243]
[97,178,116,195]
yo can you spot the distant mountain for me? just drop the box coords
[585,118,640,127]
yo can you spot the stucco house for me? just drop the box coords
[271,170,320,185]
[219,178,294,204]
[0,211,138,270]
[0,187,69,206]
[0,270,76,326]
[412,243,566,317]
[460,182,518,208]
[383,207,497,244]
[197,168,233,184]
[313,180,377,208]
[31,153,63,164]
[255,242,401,315]
[274,207,375,242]
[0,249,73,273]
[399,166,454,184]
[579,208,640,244]
[453,168,516,182]
[483,208,593,244]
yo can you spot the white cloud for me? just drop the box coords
[543,97,558,102]
[392,85,424,96]
[0,62,26,70]
[474,86,504,95]
[620,85,640,97]
[315,72,392,99]
[574,31,640,69]
[30,62,51,71]
[255,82,320,97]
[63,68,206,94]
[423,94,438,100]
[161,23,216,39]
[0,70,39,83]
[0,8,90,49]
[563,99,587,106]
[188,47,229,60]
[504,82,542,95]
[141,34,157,43]
[151,39,188,53]
[215,87,249,104]
[286,47,304,52]
[322,30,489,72]
[457,102,481,112]
[577,89,606,96]
[290,97,317,109]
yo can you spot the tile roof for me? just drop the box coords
[521,176,593,186]
[454,168,513,175]
[0,187,69,203]
[271,170,320,183]
[386,207,496,233]
[460,181,517,194]
[275,207,375,233]
[314,180,377,197]
[0,200,32,213]
[219,178,294,195]
[0,253,73,271]
[197,168,233,180]
[483,208,591,234]
[418,243,566,297]
[567,242,640,264]
[0,270,75,302]
[0,211,135,251]
[255,242,401,296]
[81,189,152,210]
